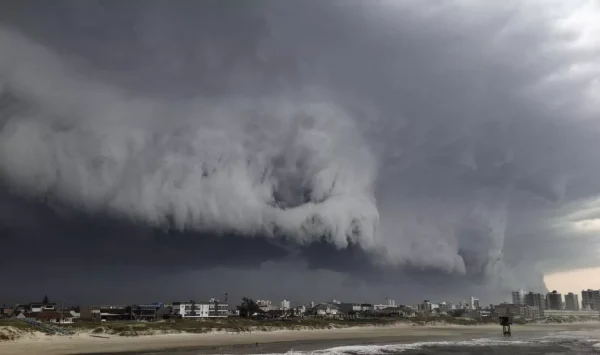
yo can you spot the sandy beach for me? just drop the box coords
[1,322,599,355]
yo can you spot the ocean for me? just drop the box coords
[285,332,600,355]
[156,329,600,355]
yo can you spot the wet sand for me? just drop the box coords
[0,323,598,355]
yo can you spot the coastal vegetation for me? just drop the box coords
[1,315,598,340]
[0,316,475,339]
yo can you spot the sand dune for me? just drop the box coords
[1,323,599,355]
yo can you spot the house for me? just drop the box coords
[375,306,416,317]
[465,309,493,319]
[171,302,210,318]
[338,303,362,314]
[132,305,162,321]
[171,299,229,319]
[266,309,286,318]
[292,305,306,317]
[28,303,57,313]
[30,311,74,324]
[360,303,374,312]
[0,307,13,318]
[307,303,343,318]
[208,299,229,317]
[80,305,132,322]
[256,300,277,312]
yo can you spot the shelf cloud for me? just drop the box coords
[1,0,599,304]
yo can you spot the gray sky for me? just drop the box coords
[0,0,599,307]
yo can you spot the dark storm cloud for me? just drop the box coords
[1,0,599,304]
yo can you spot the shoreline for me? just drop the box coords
[1,322,599,355]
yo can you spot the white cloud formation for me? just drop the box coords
[0,27,378,249]
[1,0,600,295]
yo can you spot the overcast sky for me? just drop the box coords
[0,0,599,307]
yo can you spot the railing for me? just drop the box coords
[20,318,74,335]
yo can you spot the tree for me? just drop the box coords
[43,295,49,304]
[289,308,295,317]
[237,297,261,318]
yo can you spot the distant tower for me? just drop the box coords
[565,293,579,311]
[511,290,526,305]
[547,290,563,310]
[470,297,480,310]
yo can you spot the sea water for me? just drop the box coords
[220,330,600,355]
[144,329,600,355]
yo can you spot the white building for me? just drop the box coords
[512,290,526,305]
[27,303,57,313]
[256,300,271,307]
[281,300,291,310]
[313,303,339,316]
[459,300,470,310]
[582,289,600,310]
[171,299,228,318]
[173,302,210,318]
[208,302,229,317]
[374,299,396,310]
[438,302,454,312]
[257,300,277,312]
[470,297,480,310]
[294,305,306,315]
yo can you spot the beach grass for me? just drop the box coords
[3,315,578,339]
[55,316,503,337]
[0,320,38,331]
[0,319,51,340]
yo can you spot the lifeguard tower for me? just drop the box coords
[499,316,512,336]
[496,304,517,336]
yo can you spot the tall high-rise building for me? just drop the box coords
[421,300,432,312]
[582,289,600,310]
[547,290,563,310]
[512,289,526,305]
[525,292,547,310]
[470,297,480,310]
[541,293,547,310]
[280,300,290,310]
[565,293,580,311]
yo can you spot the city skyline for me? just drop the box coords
[508,288,600,310]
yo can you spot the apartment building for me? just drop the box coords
[582,289,600,310]
[565,293,580,311]
[470,297,480,310]
[171,299,228,318]
[525,292,546,310]
[512,290,526,305]
[547,291,563,310]
[172,302,210,318]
